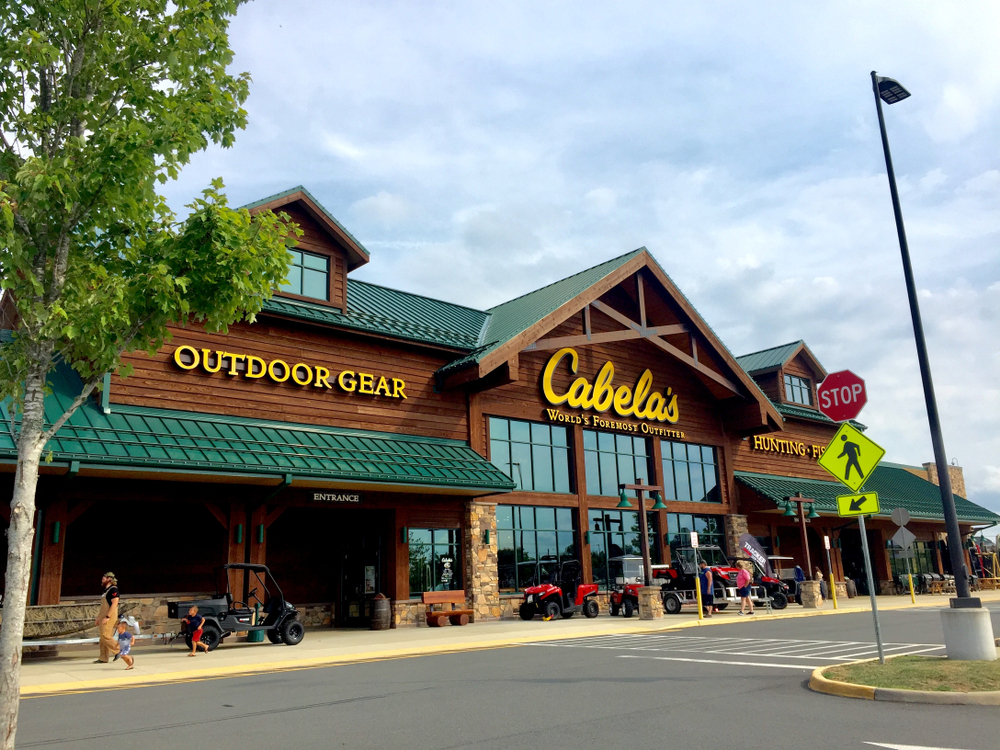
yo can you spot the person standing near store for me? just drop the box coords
[698,561,714,618]
[736,565,754,615]
[94,572,120,663]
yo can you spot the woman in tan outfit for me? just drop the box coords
[95,572,120,663]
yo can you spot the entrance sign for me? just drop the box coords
[542,347,680,424]
[818,423,885,492]
[738,533,772,576]
[836,492,880,517]
[313,492,362,504]
[817,370,867,422]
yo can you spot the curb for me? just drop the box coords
[809,661,1000,705]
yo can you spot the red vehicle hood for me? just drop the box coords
[524,583,560,597]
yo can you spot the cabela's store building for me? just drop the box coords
[3,187,996,629]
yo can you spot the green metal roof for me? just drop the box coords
[773,402,866,431]
[240,185,370,262]
[735,469,999,525]
[437,248,645,375]
[263,278,488,351]
[736,341,806,374]
[0,365,514,492]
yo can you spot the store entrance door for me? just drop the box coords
[338,514,383,627]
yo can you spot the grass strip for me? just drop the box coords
[824,655,1000,692]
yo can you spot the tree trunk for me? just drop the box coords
[0,352,52,750]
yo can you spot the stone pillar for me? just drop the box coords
[922,461,967,498]
[464,501,500,622]
[637,587,664,620]
[799,580,822,608]
[724,514,749,560]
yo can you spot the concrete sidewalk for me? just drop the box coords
[19,589,1000,697]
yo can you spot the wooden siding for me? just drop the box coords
[753,370,781,403]
[111,318,468,441]
[731,417,838,481]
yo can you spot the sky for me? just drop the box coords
[163,2,1000,523]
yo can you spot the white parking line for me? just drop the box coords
[527,634,945,663]
[617,655,815,670]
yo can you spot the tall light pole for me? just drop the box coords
[870,71,976,605]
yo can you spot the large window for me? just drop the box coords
[282,249,330,301]
[489,418,571,493]
[497,505,577,591]
[589,509,660,589]
[583,431,652,497]
[408,528,462,596]
[664,513,726,555]
[889,541,937,578]
[783,374,812,406]
[661,440,720,503]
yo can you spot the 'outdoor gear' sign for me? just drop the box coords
[172,345,407,400]
[541,347,680,424]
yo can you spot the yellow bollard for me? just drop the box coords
[694,580,704,621]
[829,573,838,609]
[908,573,916,603]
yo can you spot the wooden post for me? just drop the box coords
[35,498,67,605]
[227,502,247,605]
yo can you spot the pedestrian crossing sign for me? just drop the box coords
[817,423,885,492]
[836,492,880,518]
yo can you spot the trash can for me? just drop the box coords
[371,594,391,630]
[247,603,265,642]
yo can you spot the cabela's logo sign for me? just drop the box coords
[171,345,407,399]
[541,347,679,424]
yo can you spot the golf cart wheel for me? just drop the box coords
[200,624,222,652]
[266,629,283,644]
[622,599,635,618]
[518,603,535,621]
[542,600,561,620]
[583,599,599,619]
[770,591,788,610]
[663,593,682,615]
[279,619,305,646]
[610,602,620,617]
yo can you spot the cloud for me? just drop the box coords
[584,188,617,216]
[351,192,413,226]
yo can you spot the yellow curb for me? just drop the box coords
[809,665,876,700]
[21,594,991,698]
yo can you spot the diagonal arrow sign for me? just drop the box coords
[850,495,869,512]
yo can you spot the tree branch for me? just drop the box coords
[40,376,98,445]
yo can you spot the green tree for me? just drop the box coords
[0,3,299,745]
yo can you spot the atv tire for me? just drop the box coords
[622,599,635,618]
[583,599,599,618]
[518,603,536,620]
[663,593,682,615]
[770,591,788,610]
[200,623,222,652]
[279,619,305,646]
[610,602,620,617]
[542,600,561,620]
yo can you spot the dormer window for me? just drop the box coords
[283,249,330,301]
[784,374,812,406]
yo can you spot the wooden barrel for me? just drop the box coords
[370,597,392,630]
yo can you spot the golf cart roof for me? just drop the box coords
[609,555,643,561]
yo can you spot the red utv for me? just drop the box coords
[519,560,600,620]
[655,546,788,613]
[607,555,645,618]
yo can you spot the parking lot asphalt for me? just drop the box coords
[16,606,1000,750]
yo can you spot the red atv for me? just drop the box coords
[519,560,600,620]
[607,555,645,618]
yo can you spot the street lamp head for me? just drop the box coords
[876,75,911,104]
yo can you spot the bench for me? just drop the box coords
[422,591,473,627]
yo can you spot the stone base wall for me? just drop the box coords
[299,604,334,628]
[393,600,426,627]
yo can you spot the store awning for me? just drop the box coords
[735,468,999,525]
[0,365,515,493]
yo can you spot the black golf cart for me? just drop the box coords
[167,563,303,651]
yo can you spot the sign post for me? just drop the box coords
[824,423,888,664]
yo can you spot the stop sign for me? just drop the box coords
[817,370,867,422]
